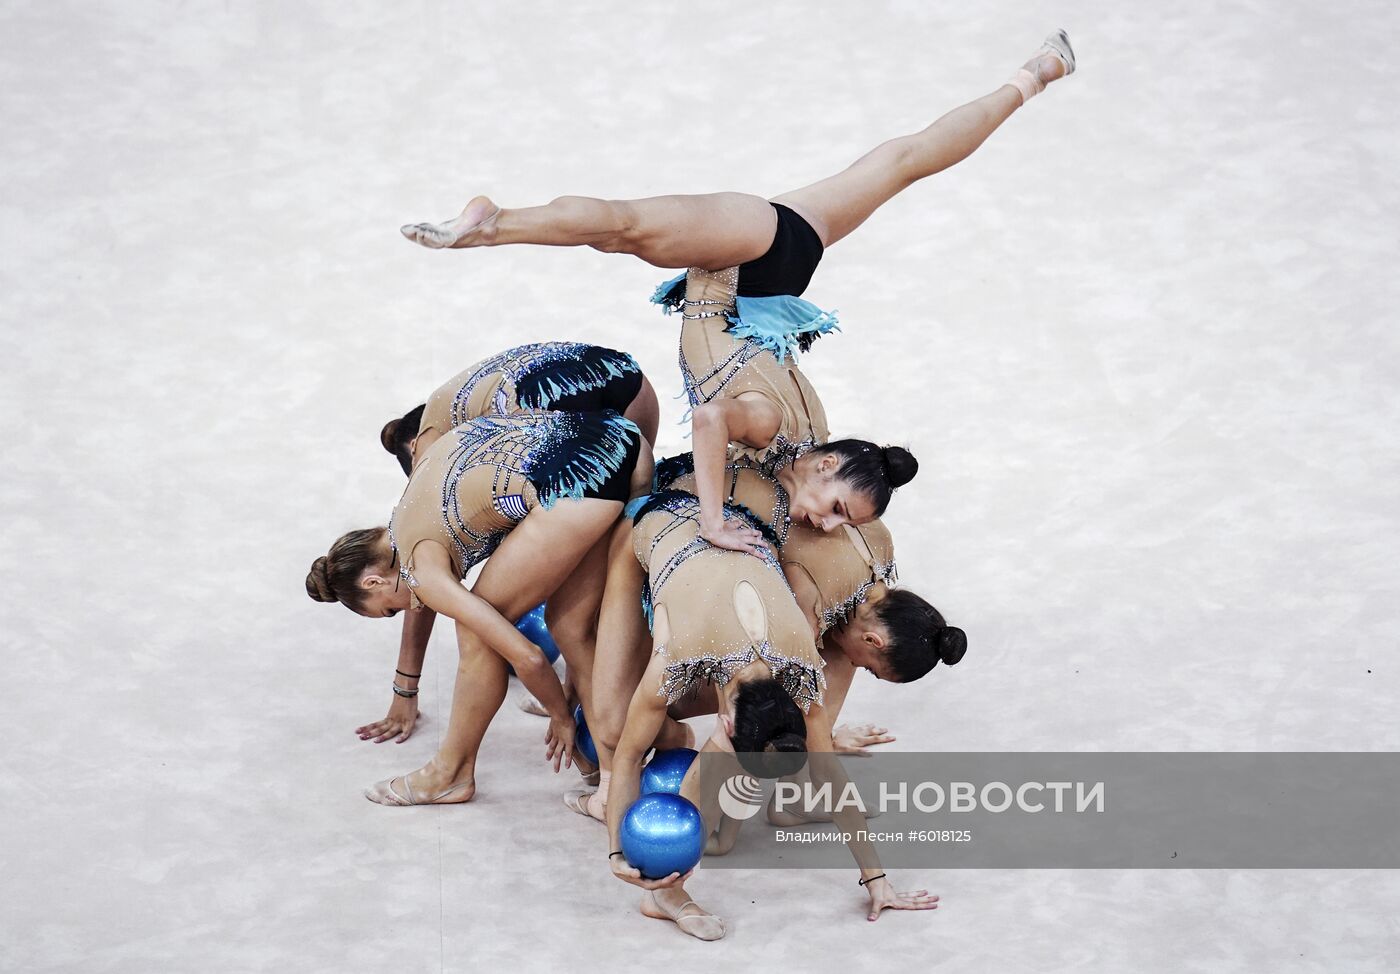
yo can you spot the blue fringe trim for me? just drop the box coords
[515,346,640,411]
[524,411,641,509]
[650,273,688,314]
[726,295,840,360]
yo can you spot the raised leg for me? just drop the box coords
[772,45,1070,247]
[403,35,1071,268]
[403,192,778,271]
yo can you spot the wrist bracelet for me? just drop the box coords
[608,851,624,860]
[392,683,419,698]
[858,872,887,887]
[395,669,421,680]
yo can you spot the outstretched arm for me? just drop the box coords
[356,606,436,743]
[804,702,939,921]
[605,655,689,890]
[691,395,782,555]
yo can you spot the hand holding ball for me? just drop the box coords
[620,793,706,879]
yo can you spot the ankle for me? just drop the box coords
[424,755,473,785]
[1024,52,1065,85]
[652,884,691,909]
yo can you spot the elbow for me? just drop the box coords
[691,400,726,437]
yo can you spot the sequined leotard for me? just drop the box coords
[631,458,825,712]
[656,267,831,468]
[780,520,898,639]
[417,342,642,438]
[390,411,641,605]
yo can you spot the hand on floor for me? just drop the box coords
[356,695,421,743]
[832,722,895,756]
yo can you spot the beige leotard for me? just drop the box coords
[390,411,640,606]
[678,266,830,467]
[418,342,641,437]
[633,464,824,711]
[780,520,898,638]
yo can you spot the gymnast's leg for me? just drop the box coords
[401,33,1072,268]
[772,35,1074,246]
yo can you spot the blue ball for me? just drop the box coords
[640,747,698,796]
[620,793,706,879]
[514,604,561,664]
[573,704,598,766]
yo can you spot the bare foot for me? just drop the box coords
[365,767,476,806]
[400,196,500,249]
[641,889,727,941]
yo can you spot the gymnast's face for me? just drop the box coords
[787,453,878,532]
[833,620,894,681]
[355,570,414,618]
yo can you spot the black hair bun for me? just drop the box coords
[937,626,967,666]
[736,733,809,779]
[881,446,918,489]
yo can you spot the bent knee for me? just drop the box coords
[543,606,595,653]
[593,707,626,752]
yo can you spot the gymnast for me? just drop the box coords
[355,341,658,746]
[306,409,649,805]
[718,516,967,836]
[576,456,962,820]
[401,30,1075,551]
[567,432,916,812]
[599,456,933,938]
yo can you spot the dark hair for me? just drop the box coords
[730,678,808,778]
[819,440,918,517]
[306,526,390,613]
[875,588,967,683]
[381,404,426,476]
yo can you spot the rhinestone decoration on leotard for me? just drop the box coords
[655,639,827,713]
[816,555,899,636]
[635,490,824,710]
[678,332,770,411]
[649,454,791,549]
[389,411,639,591]
[447,342,640,423]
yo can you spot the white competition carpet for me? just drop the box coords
[2,2,1397,971]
